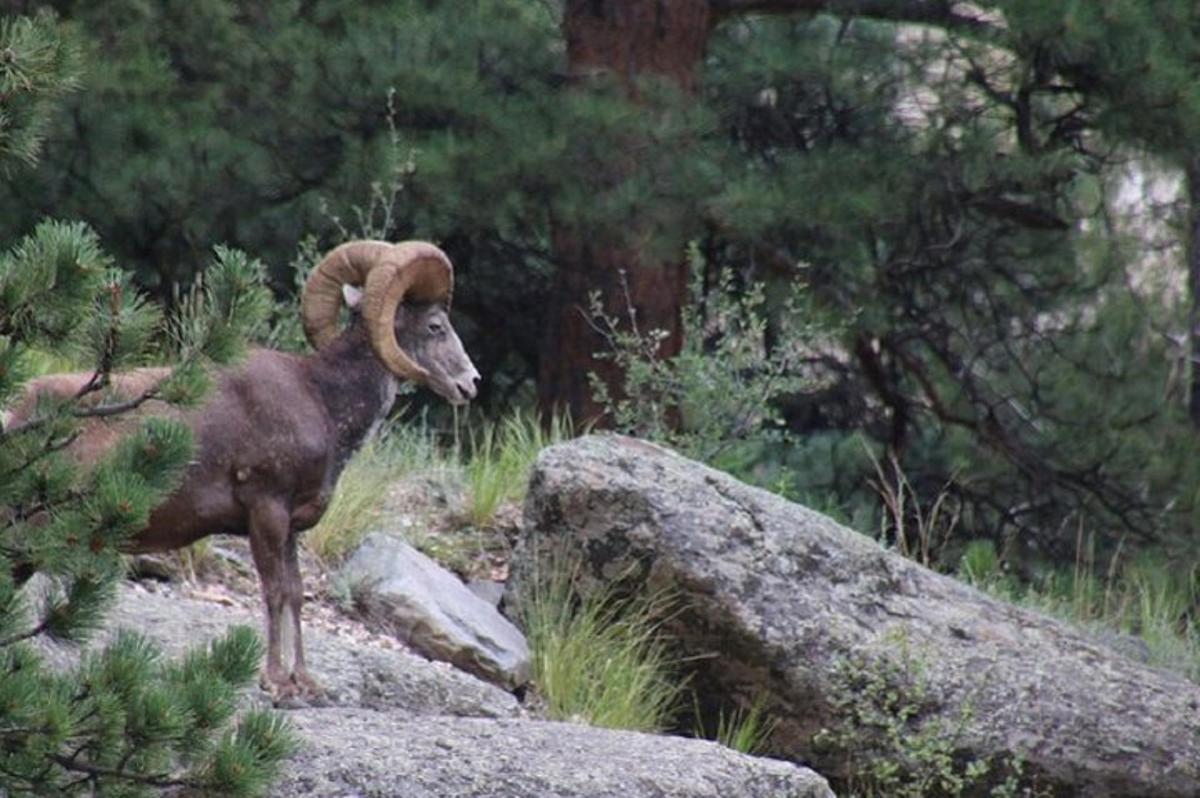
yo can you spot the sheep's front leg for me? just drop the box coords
[283,529,322,698]
[248,499,295,701]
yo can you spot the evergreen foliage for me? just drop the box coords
[0,10,80,168]
[692,13,1200,562]
[0,12,292,795]
[5,1,1200,570]
[1,1,1198,787]
[0,0,696,407]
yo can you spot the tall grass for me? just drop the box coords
[303,420,441,564]
[173,538,215,582]
[302,408,568,569]
[701,691,779,755]
[864,449,1200,681]
[463,410,571,527]
[959,538,1200,681]
[864,443,961,568]
[518,554,684,732]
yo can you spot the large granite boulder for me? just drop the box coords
[57,580,833,797]
[513,435,1200,798]
[272,710,835,798]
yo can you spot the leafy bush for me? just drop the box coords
[813,633,1042,798]
[589,244,822,463]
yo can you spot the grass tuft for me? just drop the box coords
[518,553,684,733]
[704,691,778,755]
[303,421,441,564]
[173,538,215,582]
[463,410,570,527]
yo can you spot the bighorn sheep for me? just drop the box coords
[5,241,480,700]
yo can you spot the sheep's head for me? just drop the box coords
[300,240,480,405]
[390,301,479,404]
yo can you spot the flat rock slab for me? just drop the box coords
[515,435,1200,798]
[272,709,836,798]
[340,533,531,689]
[42,582,520,719]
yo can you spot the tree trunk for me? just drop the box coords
[538,0,712,426]
[515,436,1200,797]
[1187,158,1200,427]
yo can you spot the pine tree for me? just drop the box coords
[7,0,1200,562]
[0,13,293,795]
[690,10,1200,557]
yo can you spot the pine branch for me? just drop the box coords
[47,754,189,790]
[0,429,80,479]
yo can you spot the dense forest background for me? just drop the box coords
[5,0,1200,582]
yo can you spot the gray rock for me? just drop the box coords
[44,582,520,719]
[340,533,530,689]
[126,553,176,581]
[515,435,1200,798]
[466,579,505,608]
[44,581,833,798]
[271,709,836,798]
[1090,627,1154,664]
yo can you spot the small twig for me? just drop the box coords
[0,618,50,648]
[0,430,81,480]
[72,387,160,419]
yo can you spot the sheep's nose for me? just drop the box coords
[456,375,479,402]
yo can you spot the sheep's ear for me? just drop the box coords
[342,284,364,310]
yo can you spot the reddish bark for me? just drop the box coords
[1187,159,1200,428]
[537,0,997,425]
[538,0,712,426]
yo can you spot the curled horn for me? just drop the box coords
[300,240,454,383]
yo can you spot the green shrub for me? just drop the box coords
[813,633,1039,798]
[588,244,822,464]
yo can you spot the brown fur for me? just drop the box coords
[4,369,174,463]
[6,305,479,700]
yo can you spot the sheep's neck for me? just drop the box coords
[306,323,398,469]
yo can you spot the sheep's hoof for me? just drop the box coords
[261,669,328,708]
[290,669,329,705]
[261,670,301,705]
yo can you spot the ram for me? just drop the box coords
[5,240,479,700]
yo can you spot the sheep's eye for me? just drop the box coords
[428,321,445,336]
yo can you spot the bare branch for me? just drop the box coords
[72,387,160,419]
[47,754,188,790]
[709,0,1005,39]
